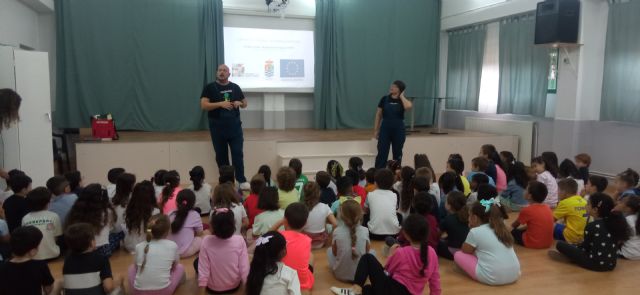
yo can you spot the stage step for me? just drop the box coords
[277,140,376,179]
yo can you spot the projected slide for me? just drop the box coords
[223,27,314,91]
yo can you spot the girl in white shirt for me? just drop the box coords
[65,183,119,257]
[188,166,212,215]
[124,181,160,253]
[302,182,338,249]
[212,183,248,236]
[618,196,640,260]
[532,156,559,208]
[246,231,301,295]
[111,173,136,234]
[129,214,185,294]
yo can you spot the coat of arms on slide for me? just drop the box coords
[264,60,275,78]
[280,59,304,78]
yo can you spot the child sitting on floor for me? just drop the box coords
[574,153,591,185]
[302,182,337,249]
[454,199,520,286]
[197,208,249,293]
[21,187,62,261]
[330,177,361,214]
[437,191,470,260]
[252,187,284,238]
[447,156,471,196]
[511,181,554,249]
[328,200,371,282]
[65,184,120,257]
[106,168,125,199]
[364,169,401,240]
[583,175,608,202]
[467,157,496,187]
[289,159,308,201]
[63,223,123,294]
[615,168,640,201]
[0,226,55,295]
[244,174,266,229]
[330,214,441,295]
[316,171,337,206]
[553,179,587,244]
[277,167,300,209]
[532,156,559,208]
[168,190,205,258]
[188,166,213,215]
[500,161,529,212]
[130,214,184,294]
[246,231,301,295]
[158,170,181,214]
[617,196,640,260]
[553,193,630,271]
[212,183,248,236]
[280,202,315,292]
[364,168,377,193]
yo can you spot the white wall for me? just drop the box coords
[0,0,41,48]
[0,0,55,109]
[442,0,539,30]
[223,0,315,17]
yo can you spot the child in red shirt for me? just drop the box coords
[346,170,367,207]
[280,202,314,291]
[511,181,554,249]
[243,175,265,229]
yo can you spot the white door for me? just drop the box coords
[13,50,54,186]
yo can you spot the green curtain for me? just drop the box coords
[601,0,640,123]
[314,0,440,129]
[445,25,486,111]
[497,13,549,116]
[54,0,224,131]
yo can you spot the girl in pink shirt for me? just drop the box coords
[197,208,249,293]
[168,190,204,258]
[480,144,507,193]
[330,214,441,295]
[158,170,181,214]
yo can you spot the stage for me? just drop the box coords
[76,128,519,185]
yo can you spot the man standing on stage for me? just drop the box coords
[200,64,249,189]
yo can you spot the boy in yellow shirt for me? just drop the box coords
[553,178,587,244]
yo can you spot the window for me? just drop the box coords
[547,49,559,93]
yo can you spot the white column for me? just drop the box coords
[555,0,609,121]
[263,93,286,129]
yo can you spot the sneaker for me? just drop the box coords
[547,250,570,263]
[239,182,250,191]
[330,287,356,295]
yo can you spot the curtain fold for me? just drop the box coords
[314,0,440,129]
[445,26,486,111]
[497,14,549,117]
[600,0,640,123]
[54,0,224,131]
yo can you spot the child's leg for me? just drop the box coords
[453,251,478,280]
[162,264,185,295]
[128,264,137,292]
[511,228,525,246]
[327,247,336,268]
[556,241,598,270]
[180,236,203,258]
[437,240,454,260]
[553,224,566,241]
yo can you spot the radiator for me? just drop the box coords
[464,117,537,165]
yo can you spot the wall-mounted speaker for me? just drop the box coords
[534,0,581,45]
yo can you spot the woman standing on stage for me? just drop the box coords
[373,81,412,169]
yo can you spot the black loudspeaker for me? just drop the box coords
[534,0,580,45]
